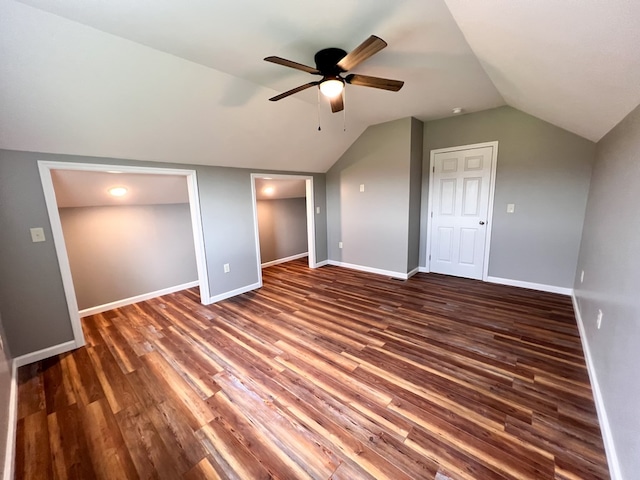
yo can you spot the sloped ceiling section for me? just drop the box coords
[445,0,640,141]
[0,1,364,172]
[52,170,189,208]
[0,0,504,172]
[2,0,639,171]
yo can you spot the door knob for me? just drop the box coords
[479,221,485,225]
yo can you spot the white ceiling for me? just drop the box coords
[52,170,188,207]
[255,178,306,200]
[1,0,639,173]
[444,0,640,142]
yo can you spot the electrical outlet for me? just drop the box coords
[223,263,230,273]
[580,270,585,283]
[30,227,46,242]
[507,203,515,213]
[597,309,603,329]
[339,242,343,249]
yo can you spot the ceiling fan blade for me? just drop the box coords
[337,35,387,71]
[330,93,344,113]
[269,82,319,102]
[345,74,404,92]
[264,56,320,74]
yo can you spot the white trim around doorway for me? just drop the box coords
[37,161,211,351]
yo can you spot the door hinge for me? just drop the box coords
[429,254,431,261]
[432,166,435,173]
[430,211,433,218]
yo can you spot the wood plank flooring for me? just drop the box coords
[14,259,610,479]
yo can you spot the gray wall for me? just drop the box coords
[0,149,327,357]
[0,312,12,479]
[420,106,595,288]
[574,103,640,479]
[60,204,197,310]
[408,117,424,271]
[313,174,328,262]
[0,156,74,355]
[327,117,420,275]
[257,198,308,264]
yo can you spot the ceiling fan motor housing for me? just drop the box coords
[314,48,348,74]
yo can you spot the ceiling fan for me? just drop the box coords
[264,35,404,113]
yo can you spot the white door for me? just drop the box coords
[429,145,494,280]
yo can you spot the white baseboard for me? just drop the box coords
[571,294,622,480]
[327,260,412,280]
[205,281,262,305]
[79,281,199,317]
[314,260,329,268]
[6,338,84,477]
[486,276,573,295]
[3,361,17,480]
[418,266,429,273]
[13,340,77,368]
[407,267,419,279]
[261,252,308,269]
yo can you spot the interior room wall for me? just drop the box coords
[573,103,640,479]
[0,155,75,355]
[407,117,424,272]
[59,204,197,310]
[326,117,421,276]
[420,106,596,288]
[0,312,12,480]
[0,149,328,357]
[257,198,308,265]
[313,174,328,262]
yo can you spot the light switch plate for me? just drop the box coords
[30,227,46,242]
[316,207,320,214]
[507,203,515,213]
[359,184,365,192]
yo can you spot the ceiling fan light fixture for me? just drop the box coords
[319,78,344,98]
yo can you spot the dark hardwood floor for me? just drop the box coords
[14,259,609,479]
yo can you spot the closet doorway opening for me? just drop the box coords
[251,174,317,283]
[39,161,210,349]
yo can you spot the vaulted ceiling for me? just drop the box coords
[1,0,639,172]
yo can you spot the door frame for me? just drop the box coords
[425,141,499,281]
[250,173,317,285]
[38,160,211,349]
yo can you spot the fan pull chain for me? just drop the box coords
[317,88,322,131]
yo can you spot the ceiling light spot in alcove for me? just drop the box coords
[108,186,128,197]
[452,107,463,114]
[262,186,275,196]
